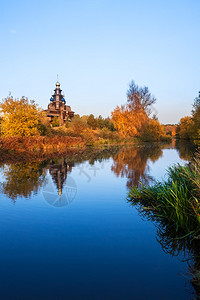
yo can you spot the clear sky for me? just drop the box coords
[1,0,200,124]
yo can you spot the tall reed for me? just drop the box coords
[128,156,200,236]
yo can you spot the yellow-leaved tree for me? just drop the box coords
[111,105,147,137]
[0,97,41,137]
[111,81,156,137]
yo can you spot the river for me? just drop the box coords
[0,141,198,300]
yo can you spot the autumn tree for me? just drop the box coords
[176,91,200,141]
[111,105,147,137]
[70,115,88,135]
[0,97,42,137]
[190,92,200,140]
[140,119,164,141]
[127,81,156,115]
[176,116,193,140]
[111,81,156,137]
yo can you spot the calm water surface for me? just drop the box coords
[0,141,197,300]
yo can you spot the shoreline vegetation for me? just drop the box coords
[128,153,200,292]
[0,137,173,165]
[128,156,200,238]
[0,81,175,159]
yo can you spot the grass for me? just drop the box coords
[128,153,200,295]
[128,157,200,236]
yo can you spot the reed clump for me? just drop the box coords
[128,153,200,237]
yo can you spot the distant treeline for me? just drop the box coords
[1,81,199,145]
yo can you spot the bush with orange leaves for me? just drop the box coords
[0,136,85,160]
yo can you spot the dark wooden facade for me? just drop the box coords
[46,82,74,124]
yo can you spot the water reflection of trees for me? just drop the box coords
[0,161,48,201]
[111,145,163,187]
[175,140,197,161]
[0,142,196,201]
[0,147,121,201]
[0,159,74,201]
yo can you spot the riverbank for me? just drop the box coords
[0,136,127,164]
[128,152,200,291]
[128,155,200,237]
[0,134,141,163]
[0,136,86,162]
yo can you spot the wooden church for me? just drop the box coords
[46,81,74,124]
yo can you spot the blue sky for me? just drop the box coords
[1,0,200,124]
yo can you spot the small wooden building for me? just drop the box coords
[46,82,74,124]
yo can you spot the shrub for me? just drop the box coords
[82,129,96,146]
[140,119,164,141]
[52,116,59,127]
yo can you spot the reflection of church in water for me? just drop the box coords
[48,158,74,196]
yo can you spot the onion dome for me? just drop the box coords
[50,97,54,101]
[56,82,60,88]
[62,97,66,103]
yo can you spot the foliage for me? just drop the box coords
[176,92,200,141]
[163,124,177,137]
[70,115,88,135]
[140,119,164,141]
[128,155,200,236]
[64,114,88,137]
[0,136,85,160]
[97,115,115,131]
[190,93,200,140]
[111,105,147,137]
[176,116,193,140]
[127,81,156,116]
[128,150,200,294]
[87,114,98,129]
[37,111,51,136]
[0,97,41,136]
[82,129,96,146]
[111,81,159,138]
[99,127,119,141]
[52,116,59,127]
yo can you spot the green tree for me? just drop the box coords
[87,114,98,129]
[0,97,41,136]
[103,117,115,131]
[97,115,104,129]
